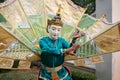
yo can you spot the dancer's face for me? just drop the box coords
[48,25,62,40]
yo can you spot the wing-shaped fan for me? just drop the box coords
[0,0,120,67]
[0,27,32,69]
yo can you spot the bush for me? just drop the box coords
[71,70,96,80]
[0,71,38,80]
[0,69,10,74]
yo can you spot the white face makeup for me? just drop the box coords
[48,25,62,40]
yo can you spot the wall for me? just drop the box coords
[96,0,112,22]
[96,54,112,80]
[96,0,120,80]
[112,52,120,80]
[112,0,120,23]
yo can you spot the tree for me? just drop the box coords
[71,0,95,15]
[0,0,5,3]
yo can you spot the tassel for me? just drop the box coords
[51,72,59,80]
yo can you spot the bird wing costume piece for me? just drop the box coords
[0,0,120,68]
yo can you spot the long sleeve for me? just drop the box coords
[39,37,70,67]
[61,38,70,49]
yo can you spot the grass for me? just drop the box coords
[0,69,38,80]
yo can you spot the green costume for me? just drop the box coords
[39,36,72,80]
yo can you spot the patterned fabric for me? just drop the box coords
[39,67,72,80]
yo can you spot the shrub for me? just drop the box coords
[71,70,96,80]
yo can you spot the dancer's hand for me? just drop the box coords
[65,44,80,56]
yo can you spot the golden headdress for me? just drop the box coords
[47,5,63,33]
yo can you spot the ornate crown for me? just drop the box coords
[47,5,63,32]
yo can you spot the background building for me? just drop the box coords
[96,0,120,80]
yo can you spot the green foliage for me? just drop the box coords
[0,69,10,74]
[0,0,5,3]
[12,60,20,68]
[0,69,96,80]
[71,0,95,15]
[0,71,38,80]
[72,70,96,80]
